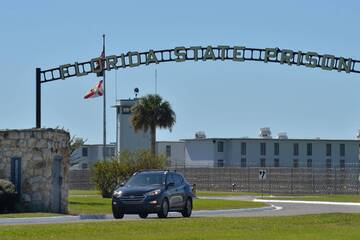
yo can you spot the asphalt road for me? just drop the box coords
[2,196,360,225]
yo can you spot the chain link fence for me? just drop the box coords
[169,164,360,194]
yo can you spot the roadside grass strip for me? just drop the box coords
[196,191,268,197]
[68,194,266,215]
[1,213,360,240]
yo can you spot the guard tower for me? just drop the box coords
[113,99,151,154]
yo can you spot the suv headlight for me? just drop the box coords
[113,190,122,198]
[145,189,161,196]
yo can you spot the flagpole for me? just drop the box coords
[102,34,106,160]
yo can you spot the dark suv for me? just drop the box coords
[112,170,194,219]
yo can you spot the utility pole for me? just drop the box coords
[102,34,107,160]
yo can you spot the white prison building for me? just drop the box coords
[112,98,360,169]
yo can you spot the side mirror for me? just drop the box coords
[166,182,175,188]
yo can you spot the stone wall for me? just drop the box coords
[0,128,70,213]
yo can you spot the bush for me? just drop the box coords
[92,150,166,198]
[0,179,18,213]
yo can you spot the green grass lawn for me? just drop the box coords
[1,213,360,240]
[196,190,268,197]
[68,194,266,215]
[69,189,100,196]
[263,194,360,203]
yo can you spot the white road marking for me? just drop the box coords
[254,199,360,206]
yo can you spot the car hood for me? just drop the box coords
[119,185,163,196]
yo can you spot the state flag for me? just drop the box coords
[84,80,103,99]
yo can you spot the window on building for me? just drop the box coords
[241,142,247,155]
[241,158,246,167]
[293,159,299,168]
[326,144,332,156]
[293,143,299,156]
[274,143,279,156]
[217,141,224,152]
[340,159,345,169]
[260,143,266,156]
[307,159,312,168]
[307,143,312,156]
[122,106,131,114]
[217,159,224,167]
[81,163,88,169]
[166,145,171,157]
[82,147,88,157]
[274,158,280,167]
[326,159,332,168]
[106,147,115,157]
[340,144,345,157]
[260,158,266,167]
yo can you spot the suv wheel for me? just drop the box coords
[113,209,124,219]
[139,213,148,219]
[181,198,192,217]
[158,199,169,218]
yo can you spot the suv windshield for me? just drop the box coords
[125,172,165,187]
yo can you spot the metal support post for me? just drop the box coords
[36,68,41,128]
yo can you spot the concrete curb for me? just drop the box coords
[254,199,360,206]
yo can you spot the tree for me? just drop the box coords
[92,150,166,198]
[69,136,87,154]
[131,94,176,155]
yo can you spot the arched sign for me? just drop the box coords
[36,45,360,127]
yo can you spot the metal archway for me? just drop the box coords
[36,45,360,127]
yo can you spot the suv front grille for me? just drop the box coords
[119,194,145,204]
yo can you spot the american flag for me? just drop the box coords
[95,50,105,77]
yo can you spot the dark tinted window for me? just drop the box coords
[293,143,299,156]
[174,174,183,187]
[307,143,312,156]
[326,144,332,156]
[82,147,88,157]
[260,143,266,156]
[126,172,165,187]
[274,143,279,156]
[340,144,345,157]
[166,145,171,157]
[241,142,246,155]
[218,141,224,152]
[166,173,175,185]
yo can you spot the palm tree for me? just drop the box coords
[131,94,176,155]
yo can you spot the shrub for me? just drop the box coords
[92,150,166,198]
[0,179,18,213]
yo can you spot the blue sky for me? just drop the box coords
[1,1,360,143]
